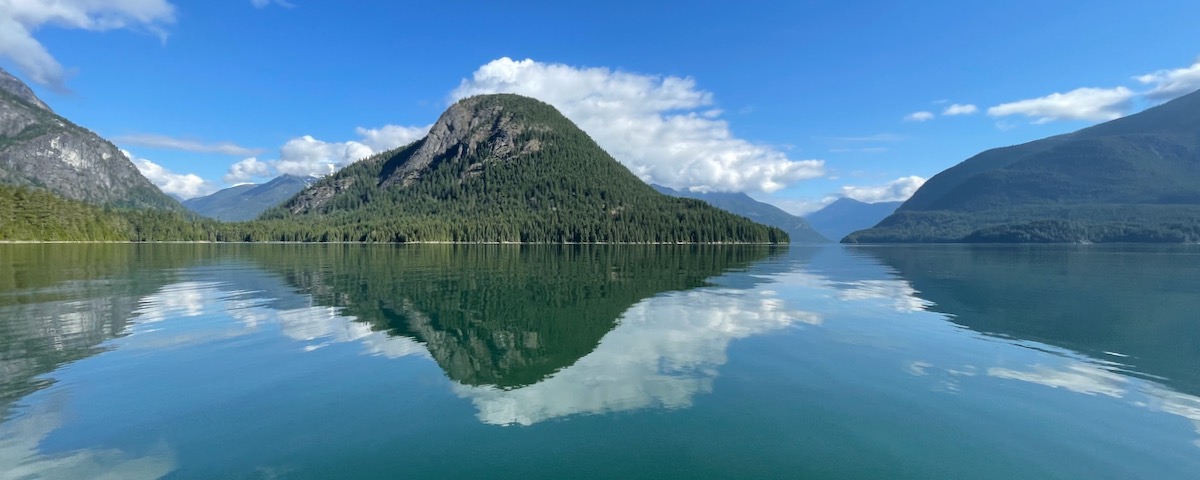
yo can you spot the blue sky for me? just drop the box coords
[3,0,1200,213]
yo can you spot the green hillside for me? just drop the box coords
[846,88,1200,243]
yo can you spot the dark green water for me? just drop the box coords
[0,244,1198,479]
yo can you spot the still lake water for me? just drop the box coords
[1,243,1198,479]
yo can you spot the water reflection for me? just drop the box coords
[0,395,174,480]
[855,245,1200,396]
[455,289,819,425]
[122,266,429,359]
[0,245,193,419]
[3,244,1200,477]
[249,245,782,389]
[853,245,1200,448]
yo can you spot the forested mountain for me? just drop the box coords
[652,184,828,243]
[846,88,1200,243]
[262,94,788,243]
[184,174,314,221]
[0,67,180,210]
[804,197,901,242]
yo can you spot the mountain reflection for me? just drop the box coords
[0,245,196,420]
[250,245,784,389]
[455,289,819,425]
[853,245,1200,398]
[847,245,1200,447]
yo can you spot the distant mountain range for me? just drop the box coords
[803,197,901,242]
[0,67,180,211]
[651,185,829,243]
[262,94,789,243]
[846,87,1200,243]
[184,175,315,221]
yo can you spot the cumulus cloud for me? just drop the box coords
[942,103,978,116]
[354,124,429,151]
[126,150,216,199]
[266,124,429,178]
[0,0,175,90]
[114,133,262,156]
[840,176,926,203]
[451,57,824,193]
[223,157,272,184]
[273,135,372,177]
[987,87,1134,123]
[1135,58,1200,102]
[904,111,935,122]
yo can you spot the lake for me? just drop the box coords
[1,243,1198,479]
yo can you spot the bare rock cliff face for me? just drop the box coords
[382,96,538,188]
[0,67,179,210]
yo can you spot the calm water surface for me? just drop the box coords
[0,244,1198,479]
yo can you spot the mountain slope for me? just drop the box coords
[846,88,1200,243]
[804,197,901,242]
[652,184,829,243]
[264,94,788,243]
[184,175,314,221]
[0,67,180,210]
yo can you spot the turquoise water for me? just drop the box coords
[1,244,1198,479]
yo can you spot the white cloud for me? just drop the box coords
[1135,58,1200,102]
[840,176,926,203]
[114,134,262,156]
[354,124,429,151]
[942,103,978,116]
[451,57,824,193]
[904,111,934,122]
[273,135,372,177]
[126,150,216,199]
[223,156,271,184]
[987,86,1134,124]
[268,124,430,178]
[0,0,175,90]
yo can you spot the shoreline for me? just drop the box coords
[0,240,791,246]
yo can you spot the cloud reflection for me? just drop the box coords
[453,290,818,426]
[0,396,174,480]
[837,279,931,313]
[128,279,429,360]
[990,361,1200,448]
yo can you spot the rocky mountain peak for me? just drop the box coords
[382,94,545,188]
[0,67,52,112]
[0,67,179,210]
